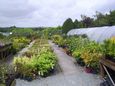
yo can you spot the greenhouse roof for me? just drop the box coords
[67,26,115,42]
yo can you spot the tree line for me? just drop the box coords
[62,10,115,33]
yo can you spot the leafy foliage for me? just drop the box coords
[108,10,115,25]
[62,18,74,34]
[54,35,105,70]
[103,37,115,58]
[52,35,63,45]
[11,37,30,52]
[13,39,57,78]
[0,65,15,84]
[81,42,103,69]
[62,10,115,33]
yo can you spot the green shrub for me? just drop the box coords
[37,51,56,76]
[72,49,83,61]
[103,37,115,58]
[52,35,63,45]
[81,42,103,69]
[65,36,104,70]
[11,37,30,51]
[66,36,89,53]
[13,57,34,77]
[13,39,57,78]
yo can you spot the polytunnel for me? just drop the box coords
[67,26,115,42]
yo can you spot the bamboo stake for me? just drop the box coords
[103,65,115,86]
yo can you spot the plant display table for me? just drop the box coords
[0,43,12,59]
[100,58,115,86]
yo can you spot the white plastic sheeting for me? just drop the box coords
[67,26,115,42]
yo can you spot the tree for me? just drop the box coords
[41,26,62,39]
[93,11,109,27]
[74,19,79,28]
[62,18,74,33]
[81,15,94,27]
[108,10,115,26]
[11,28,34,38]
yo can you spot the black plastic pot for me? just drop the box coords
[92,69,98,74]
[58,45,62,47]
[100,81,110,86]
[66,51,72,56]
[106,76,114,86]
[76,58,85,66]
[79,62,85,66]
[5,74,16,86]
[15,73,21,79]
[16,73,34,82]
[105,55,115,62]
[62,45,67,49]
[19,74,24,79]
[23,76,33,82]
[49,68,55,73]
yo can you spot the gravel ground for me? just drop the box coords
[16,41,102,86]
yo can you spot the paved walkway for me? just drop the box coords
[16,41,102,86]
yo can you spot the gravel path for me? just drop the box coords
[16,41,102,86]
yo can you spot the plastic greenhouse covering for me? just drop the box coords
[67,26,115,42]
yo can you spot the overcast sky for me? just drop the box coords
[0,0,115,27]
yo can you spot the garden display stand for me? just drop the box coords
[0,43,12,59]
[100,58,115,86]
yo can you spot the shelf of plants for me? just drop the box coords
[52,35,115,74]
[0,43,12,59]
[13,39,57,81]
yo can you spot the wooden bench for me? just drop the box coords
[100,58,115,86]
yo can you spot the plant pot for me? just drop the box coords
[84,67,93,73]
[58,45,62,47]
[15,73,21,79]
[62,45,67,49]
[92,69,98,74]
[76,58,85,66]
[105,76,114,86]
[23,76,33,82]
[19,74,24,79]
[79,62,85,66]
[49,68,55,73]
[66,51,72,56]
[5,74,16,86]
[105,55,115,62]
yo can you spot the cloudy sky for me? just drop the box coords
[0,0,115,27]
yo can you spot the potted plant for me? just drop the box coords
[103,37,115,62]
[0,65,16,86]
[81,42,103,73]
[84,66,93,73]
